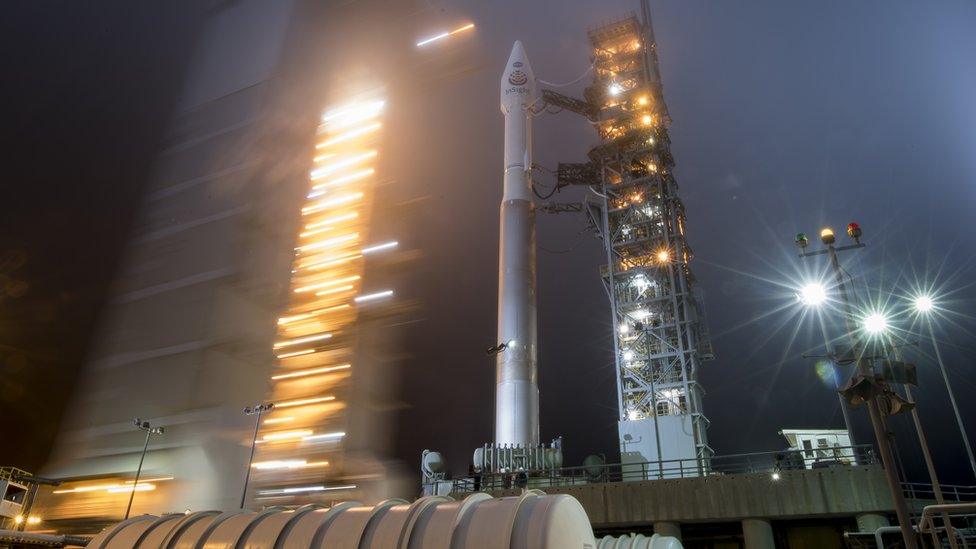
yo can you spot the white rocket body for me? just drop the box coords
[496,41,539,447]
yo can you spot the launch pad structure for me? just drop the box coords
[544,8,714,472]
[461,3,714,481]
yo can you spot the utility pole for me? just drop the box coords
[815,320,857,448]
[891,345,958,548]
[924,318,976,480]
[241,403,274,509]
[125,419,164,520]
[797,225,917,548]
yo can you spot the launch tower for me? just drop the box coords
[546,7,713,473]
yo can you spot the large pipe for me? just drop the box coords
[83,492,603,549]
[495,40,540,448]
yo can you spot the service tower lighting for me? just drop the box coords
[538,6,716,473]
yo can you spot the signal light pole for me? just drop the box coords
[795,223,917,549]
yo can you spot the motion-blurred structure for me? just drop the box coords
[250,96,393,503]
[36,0,413,530]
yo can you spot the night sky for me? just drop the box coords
[3,0,976,488]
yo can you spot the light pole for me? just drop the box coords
[796,279,857,446]
[125,419,164,520]
[241,402,274,509]
[914,295,976,480]
[796,223,917,549]
[884,338,959,548]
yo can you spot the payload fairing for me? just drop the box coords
[495,41,540,448]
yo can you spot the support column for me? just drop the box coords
[742,519,775,549]
[654,521,681,541]
[856,513,890,533]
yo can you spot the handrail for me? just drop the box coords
[901,482,976,503]
[451,444,878,492]
[917,503,976,549]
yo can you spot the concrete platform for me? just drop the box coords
[460,465,893,527]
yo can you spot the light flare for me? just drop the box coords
[294,275,360,294]
[301,193,365,215]
[354,290,394,302]
[309,152,376,179]
[295,233,357,252]
[361,241,398,254]
[303,212,358,231]
[797,282,827,306]
[273,333,332,349]
[262,430,313,442]
[257,484,355,496]
[416,23,475,47]
[276,349,316,359]
[251,460,329,470]
[312,168,375,190]
[271,364,351,380]
[317,123,381,148]
[276,396,336,408]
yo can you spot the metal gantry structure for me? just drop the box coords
[545,9,713,469]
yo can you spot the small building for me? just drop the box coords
[779,428,855,469]
[0,467,29,528]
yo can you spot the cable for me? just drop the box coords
[529,163,562,199]
[532,182,560,200]
[540,223,590,255]
[538,61,595,88]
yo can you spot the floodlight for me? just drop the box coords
[863,312,889,334]
[797,282,827,306]
[913,295,934,313]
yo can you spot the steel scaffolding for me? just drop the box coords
[547,9,714,467]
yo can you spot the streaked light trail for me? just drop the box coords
[355,290,394,303]
[361,241,398,254]
[271,364,351,381]
[416,23,475,47]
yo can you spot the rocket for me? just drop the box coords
[495,41,539,448]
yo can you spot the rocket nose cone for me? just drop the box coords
[501,40,537,111]
[509,40,526,64]
[505,40,535,80]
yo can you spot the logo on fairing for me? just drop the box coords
[508,70,528,86]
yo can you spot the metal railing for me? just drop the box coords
[0,466,32,482]
[917,503,976,548]
[452,445,877,493]
[902,482,976,503]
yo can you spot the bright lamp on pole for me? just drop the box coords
[913,294,934,313]
[797,282,827,306]
[862,311,889,335]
